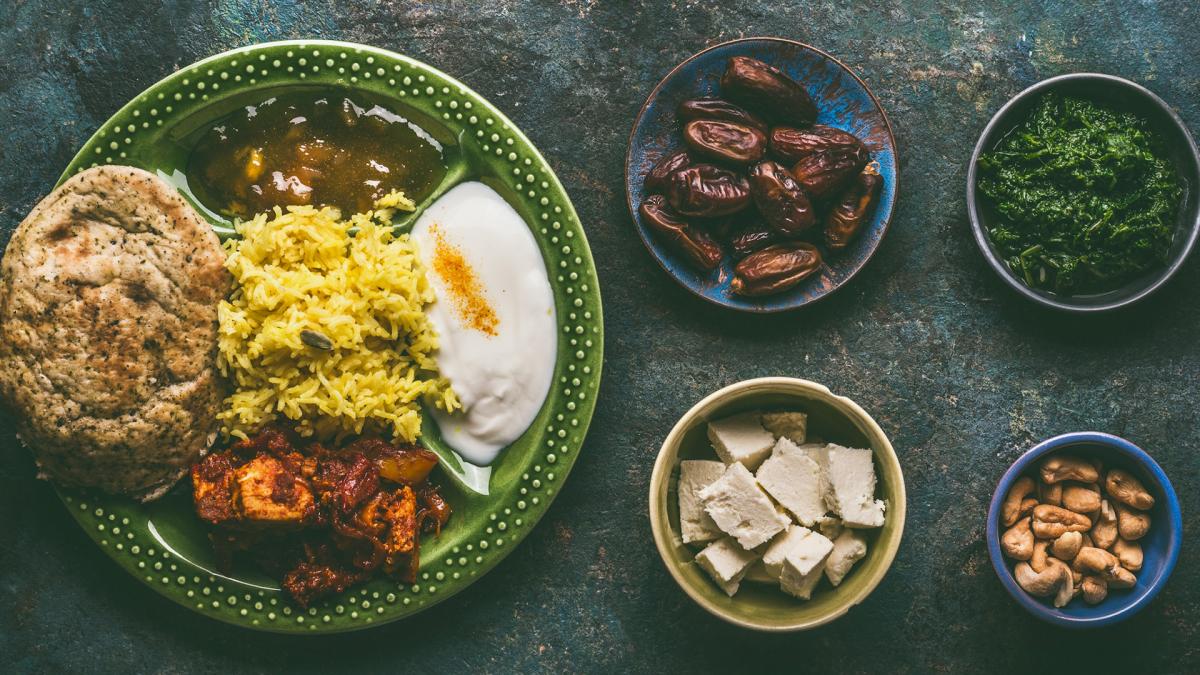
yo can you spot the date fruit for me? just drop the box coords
[640,195,723,269]
[730,242,822,296]
[644,150,691,193]
[678,97,767,132]
[748,161,816,235]
[790,144,869,199]
[683,120,766,165]
[769,125,867,164]
[825,163,882,251]
[729,224,778,257]
[666,164,751,217]
[720,56,817,126]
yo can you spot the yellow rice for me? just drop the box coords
[216,193,458,442]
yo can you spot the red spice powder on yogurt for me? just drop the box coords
[428,223,499,336]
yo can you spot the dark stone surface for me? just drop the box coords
[2,1,1198,672]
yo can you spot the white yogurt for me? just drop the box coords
[411,182,557,466]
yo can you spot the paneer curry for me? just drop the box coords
[192,428,451,606]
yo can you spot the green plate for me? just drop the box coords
[53,40,603,633]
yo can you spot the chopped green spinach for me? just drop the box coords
[977,94,1181,295]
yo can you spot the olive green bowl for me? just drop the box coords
[648,377,906,631]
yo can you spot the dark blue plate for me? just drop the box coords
[625,38,898,312]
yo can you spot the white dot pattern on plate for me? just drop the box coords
[58,41,600,632]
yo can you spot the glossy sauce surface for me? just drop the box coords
[188,91,445,217]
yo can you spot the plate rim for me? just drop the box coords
[623,36,900,313]
[52,38,604,633]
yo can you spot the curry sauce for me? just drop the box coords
[188,91,446,217]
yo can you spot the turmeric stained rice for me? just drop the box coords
[216,195,458,442]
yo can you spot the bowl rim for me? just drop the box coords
[966,72,1200,313]
[647,376,907,631]
[624,36,900,314]
[985,431,1183,628]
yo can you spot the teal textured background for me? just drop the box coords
[2,1,1199,672]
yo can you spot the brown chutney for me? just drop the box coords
[187,90,446,217]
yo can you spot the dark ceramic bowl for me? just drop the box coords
[986,432,1182,628]
[967,73,1200,312]
[625,38,898,313]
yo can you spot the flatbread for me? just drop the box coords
[0,165,230,500]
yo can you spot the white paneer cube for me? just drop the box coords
[816,515,844,541]
[699,463,791,549]
[797,443,831,505]
[756,439,826,525]
[824,530,869,587]
[760,411,808,444]
[694,537,758,596]
[678,460,726,544]
[706,412,776,470]
[778,531,833,599]
[761,525,814,579]
[799,443,830,472]
[741,560,776,584]
[781,528,834,578]
[780,558,825,599]
[824,444,887,528]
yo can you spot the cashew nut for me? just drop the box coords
[1031,504,1092,539]
[1014,561,1071,605]
[1076,547,1138,589]
[1107,566,1137,589]
[1013,562,1055,597]
[1003,453,1152,609]
[1091,500,1118,550]
[1030,540,1050,572]
[1038,481,1064,506]
[1116,503,1151,541]
[1067,563,1082,587]
[1105,469,1155,510]
[1040,455,1100,484]
[1081,575,1108,605]
[1051,531,1083,561]
[1074,546,1119,575]
[1112,538,1143,572]
[1048,559,1074,608]
[1002,476,1037,526]
[1001,517,1034,560]
[1062,483,1101,514]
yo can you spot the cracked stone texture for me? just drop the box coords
[2,1,1199,672]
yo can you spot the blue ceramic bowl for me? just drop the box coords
[625,38,899,313]
[986,432,1182,628]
